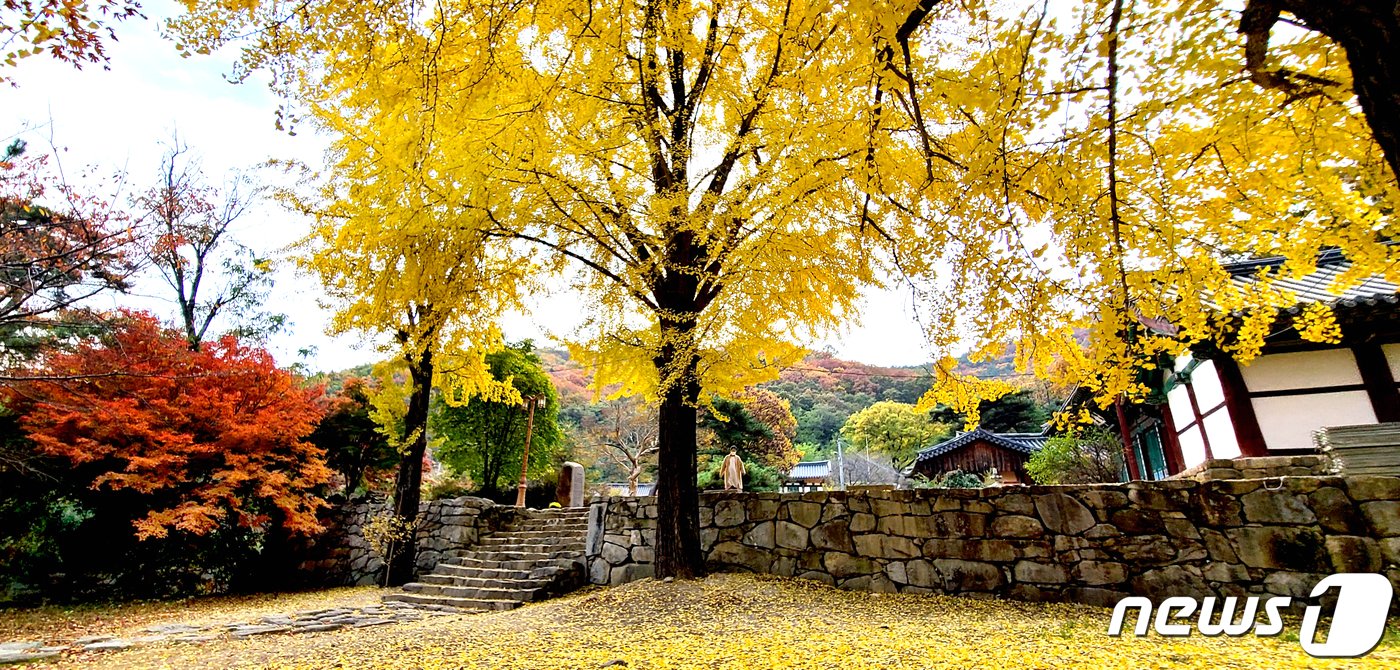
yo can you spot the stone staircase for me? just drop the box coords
[382,507,589,612]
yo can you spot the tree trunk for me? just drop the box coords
[343,456,363,499]
[387,347,433,586]
[651,329,705,580]
[1262,1,1400,180]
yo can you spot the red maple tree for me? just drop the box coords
[9,310,331,539]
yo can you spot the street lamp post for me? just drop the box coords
[515,395,543,508]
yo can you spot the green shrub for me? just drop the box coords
[909,469,998,489]
[423,472,475,501]
[1025,427,1124,484]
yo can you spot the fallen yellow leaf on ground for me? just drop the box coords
[6,574,1397,669]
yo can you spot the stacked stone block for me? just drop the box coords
[587,497,659,585]
[296,496,507,586]
[1170,455,1329,482]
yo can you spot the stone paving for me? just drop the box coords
[0,601,473,665]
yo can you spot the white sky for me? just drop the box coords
[1,0,936,372]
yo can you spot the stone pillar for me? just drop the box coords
[558,461,585,507]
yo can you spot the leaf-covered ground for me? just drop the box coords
[5,575,1399,669]
[0,586,382,644]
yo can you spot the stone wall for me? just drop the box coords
[586,476,1400,606]
[586,497,659,586]
[1169,455,1329,482]
[296,496,509,586]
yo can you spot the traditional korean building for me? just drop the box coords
[1150,249,1399,473]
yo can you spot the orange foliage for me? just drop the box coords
[10,311,331,540]
[732,388,801,470]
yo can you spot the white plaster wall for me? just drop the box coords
[1239,349,1362,392]
[1252,392,1377,450]
[1173,354,1194,374]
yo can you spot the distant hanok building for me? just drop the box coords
[781,460,831,492]
[906,430,1049,485]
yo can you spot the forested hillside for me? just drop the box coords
[539,347,1059,459]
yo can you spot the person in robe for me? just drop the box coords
[721,449,746,491]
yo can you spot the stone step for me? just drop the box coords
[403,582,546,602]
[381,511,591,613]
[518,514,588,525]
[479,535,586,547]
[433,564,534,580]
[453,548,584,563]
[472,546,586,558]
[484,529,587,541]
[418,573,546,589]
[476,540,586,553]
[447,555,582,572]
[382,592,522,612]
[506,520,589,532]
[433,563,573,581]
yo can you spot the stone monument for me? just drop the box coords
[558,461,585,507]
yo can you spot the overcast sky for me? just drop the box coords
[2,0,937,373]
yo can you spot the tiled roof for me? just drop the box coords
[1220,248,1399,311]
[787,460,831,480]
[913,430,1048,465]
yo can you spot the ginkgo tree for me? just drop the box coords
[173,0,963,578]
[878,0,1398,416]
[287,122,527,583]
[1233,0,1400,179]
[168,0,1400,578]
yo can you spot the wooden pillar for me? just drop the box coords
[1158,403,1187,475]
[1115,400,1142,481]
[1216,358,1268,457]
[1354,344,1400,423]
